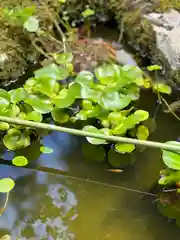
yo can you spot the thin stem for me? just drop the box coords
[0,116,180,152]
[0,192,9,216]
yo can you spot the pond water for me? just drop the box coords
[0,91,180,239]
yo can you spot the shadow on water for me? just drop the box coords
[0,90,179,239]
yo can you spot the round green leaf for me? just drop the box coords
[95,63,121,86]
[9,88,27,103]
[3,129,31,150]
[26,111,42,122]
[82,125,107,145]
[34,63,69,80]
[0,178,15,193]
[23,16,39,32]
[115,143,135,154]
[153,83,171,95]
[0,89,10,110]
[162,141,180,170]
[25,94,53,114]
[147,65,162,71]
[99,92,131,110]
[34,76,57,97]
[52,52,73,64]
[40,146,54,154]
[0,122,9,131]
[51,107,69,123]
[81,87,101,102]
[75,71,94,87]
[24,78,36,93]
[12,156,28,167]
[136,125,149,140]
[53,88,75,108]
[68,82,81,98]
[134,110,149,122]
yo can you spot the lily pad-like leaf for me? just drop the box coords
[34,76,57,97]
[0,89,10,110]
[40,146,54,154]
[53,88,75,108]
[26,111,42,122]
[136,125,149,140]
[35,63,69,80]
[95,63,121,86]
[75,71,94,87]
[68,82,81,98]
[52,52,73,64]
[24,78,36,93]
[162,141,180,170]
[24,16,39,32]
[134,110,149,122]
[25,94,53,113]
[99,92,131,110]
[81,87,101,102]
[0,178,15,193]
[82,125,107,145]
[115,143,135,154]
[3,129,31,150]
[9,88,27,103]
[12,156,28,166]
[153,83,171,95]
[51,107,69,123]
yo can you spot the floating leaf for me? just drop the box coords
[75,71,94,87]
[34,76,57,97]
[12,156,28,166]
[81,87,101,102]
[108,112,125,126]
[68,82,81,98]
[82,125,107,145]
[40,146,54,154]
[162,141,180,170]
[53,88,75,108]
[3,129,31,150]
[23,16,39,32]
[26,111,42,122]
[115,143,135,154]
[99,92,131,110]
[0,89,10,110]
[52,52,73,64]
[134,110,149,122]
[95,63,121,86]
[9,88,27,103]
[25,94,53,113]
[51,107,69,123]
[81,8,95,18]
[136,125,149,140]
[153,83,171,95]
[35,63,69,80]
[147,65,162,71]
[0,178,15,193]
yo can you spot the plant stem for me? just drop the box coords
[0,192,9,216]
[0,116,180,152]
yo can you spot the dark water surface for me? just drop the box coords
[0,91,180,239]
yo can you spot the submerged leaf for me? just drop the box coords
[40,146,54,154]
[162,141,180,170]
[35,63,69,80]
[115,143,135,154]
[12,156,28,166]
[51,107,69,123]
[0,178,15,193]
[82,125,107,145]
